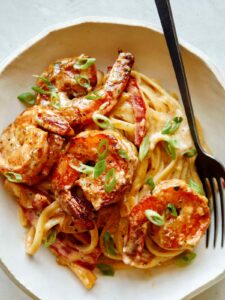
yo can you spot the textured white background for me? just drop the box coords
[0,0,224,299]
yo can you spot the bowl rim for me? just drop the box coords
[0,16,224,300]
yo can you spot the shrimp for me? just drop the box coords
[0,106,74,185]
[52,130,138,218]
[123,179,210,264]
[36,54,98,104]
[34,52,134,127]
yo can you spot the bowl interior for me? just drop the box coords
[0,19,225,300]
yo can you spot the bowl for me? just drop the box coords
[0,17,225,300]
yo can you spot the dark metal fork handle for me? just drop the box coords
[155,0,202,152]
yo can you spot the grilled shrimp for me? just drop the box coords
[36,54,98,104]
[123,179,210,264]
[35,52,134,127]
[0,106,74,185]
[52,130,138,218]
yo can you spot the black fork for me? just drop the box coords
[155,0,225,247]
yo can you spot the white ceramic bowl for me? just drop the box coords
[0,17,224,300]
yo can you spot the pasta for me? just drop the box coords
[0,52,210,289]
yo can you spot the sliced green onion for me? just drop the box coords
[118,149,129,160]
[73,57,96,70]
[44,229,57,248]
[70,162,94,175]
[86,90,102,100]
[96,263,115,276]
[146,177,155,192]
[164,139,178,160]
[33,75,52,86]
[4,172,23,183]
[188,179,204,195]
[103,231,117,255]
[162,116,183,135]
[175,252,197,266]
[167,203,178,217]
[184,148,197,158]
[94,160,106,178]
[17,92,36,106]
[97,139,109,160]
[50,92,61,109]
[104,168,116,193]
[139,135,150,161]
[75,75,91,89]
[32,86,50,95]
[99,102,108,111]
[92,113,113,129]
[145,209,165,226]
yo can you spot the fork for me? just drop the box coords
[155,0,225,247]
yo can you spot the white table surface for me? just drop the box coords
[0,0,224,299]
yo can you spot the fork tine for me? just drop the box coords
[217,178,224,247]
[203,178,211,248]
[209,178,218,248]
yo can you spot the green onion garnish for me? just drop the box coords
[50,92,61,109]
[44,229,57,248]
[96,263,115,276]
[188,179,204,195]
[4,172,23,183]
[167,203,178,217]
[75,75,91,89]
[118,149,129,160]
[32,86,50,95]
[184,148,197,158]
[145,209,165,226]
[86,90,102,100]
[94,160,106,178]
[164,139,178,160]
[103,231,117,255]
[139,135,150,161]
[97,139,109,160]
[175,252,197,266]
[92,113,113,129]
[33,75,52,87]
[146,177,155,192]
[17,92,36,106]
[99,102,108,111]
[73,57,96,70]
[162,116,183,135]
[70,162,94,175]
[104,168,116,193]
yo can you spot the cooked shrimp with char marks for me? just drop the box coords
[0,106,74,185]
[123,179,210,264]
[52,129,138,216]
[35,52,134,127]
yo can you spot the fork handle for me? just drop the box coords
[155,0,202,152]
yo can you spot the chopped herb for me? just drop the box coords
[164,139,178,160]
[162,116,183,135]
[184,148,197,158]
[146,177,155,192]
[167,203,178,217]
[188,179,204,195]
[92,113,113,129]
[175,252,197,266]
[44,229,57,248]
[75,75,91,89]
[99,102,108,111]
[104,168,116,193]
[145,209,165,226]
[17,92,36,106]
[50,92,61,109]
[139,135,150,161]
[32,86,50,95]
[70,162,94,175]
[96,263,115,276]
[73,57,96,70]
[86,90,102,100]
[97,139,109,160]
[103,231,117,256]
[4,172,23,183]
[118,149,129,160]
[94,160,106,178]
